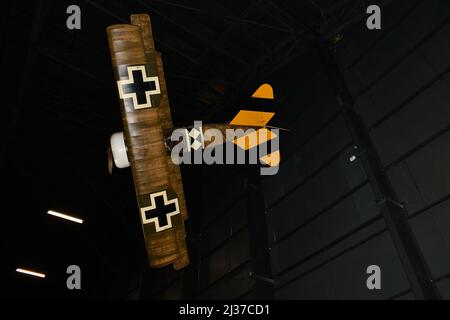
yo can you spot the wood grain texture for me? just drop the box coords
[131,14,189,270]
[107,15,189,270]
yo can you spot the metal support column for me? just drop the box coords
[318,43,440,300]
[246,167,274,299]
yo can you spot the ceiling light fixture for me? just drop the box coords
[47,210,83,224]
[16,268,46,278]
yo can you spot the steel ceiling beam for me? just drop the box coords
[137,0,249,67]
[151,0,291,33]
[264,0,320,37]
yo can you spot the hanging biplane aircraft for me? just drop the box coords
[106,14,280,270]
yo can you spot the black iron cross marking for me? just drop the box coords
[140,190,180,232]
[123,70,156,104]
[117,65,160,110]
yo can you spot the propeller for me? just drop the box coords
[107,146,113,175]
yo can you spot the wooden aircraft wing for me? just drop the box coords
[106,14,189,270]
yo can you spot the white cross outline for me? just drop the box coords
[140,190,180,232]
[184,126,204,151]
[117,65,161,110]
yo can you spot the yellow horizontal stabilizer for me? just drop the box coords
[233,128,277,151]
[260,150,280,167]
[230,110,275,127]
[251,84,274,99]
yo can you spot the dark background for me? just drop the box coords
[2,0,450,299]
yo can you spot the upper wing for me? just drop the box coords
[106,14,189,270]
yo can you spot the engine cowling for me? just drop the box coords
[110,132,130,169]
